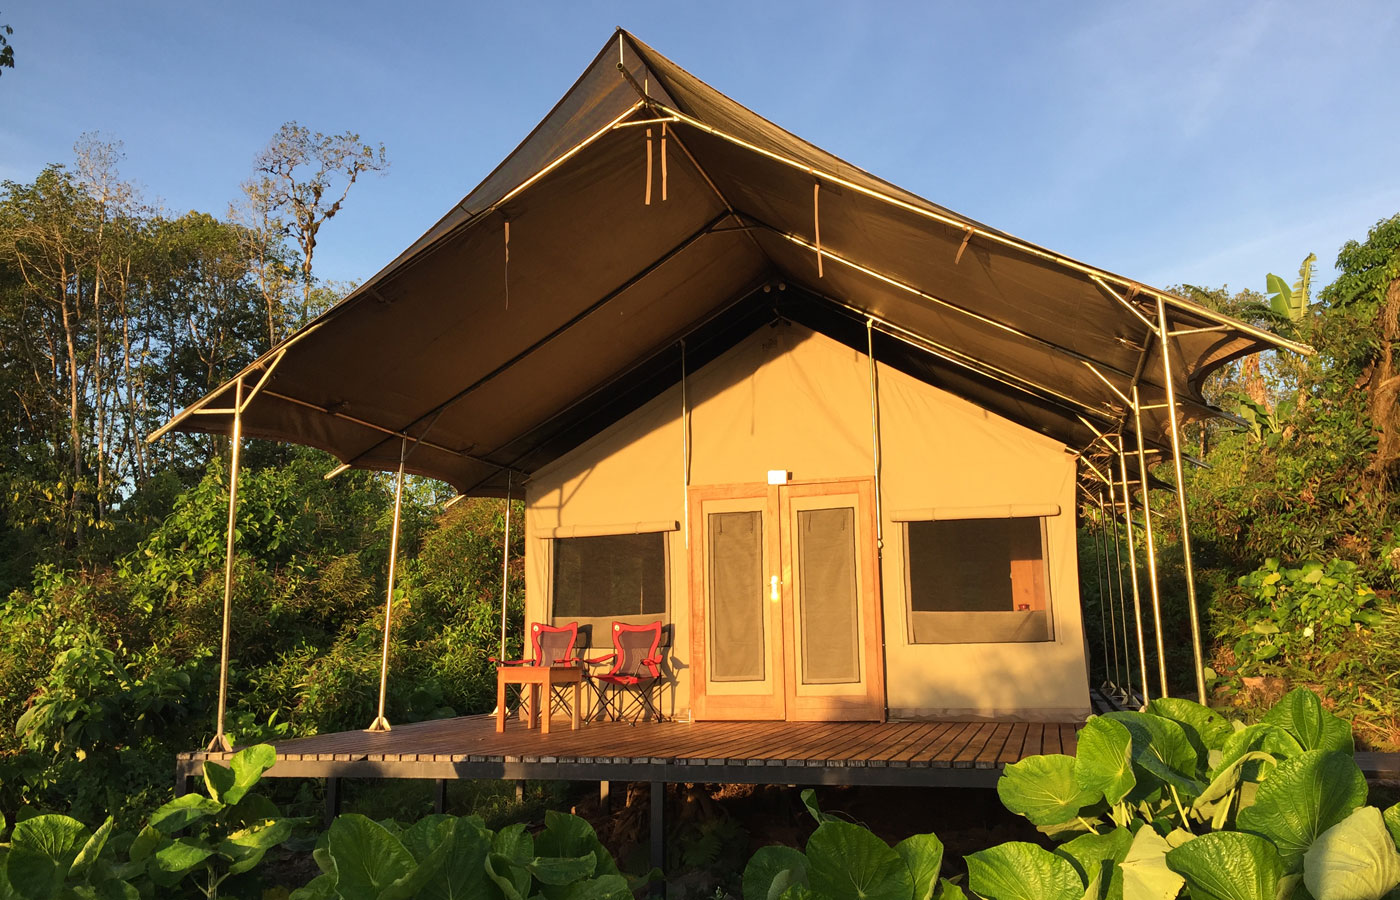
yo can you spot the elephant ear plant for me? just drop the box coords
[987,688,1400,900]
[290,807,633,900]
[0,742,302,899]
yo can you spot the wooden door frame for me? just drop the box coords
[778,478,886,722]
[688,477,886,722]
[688,482,786,720]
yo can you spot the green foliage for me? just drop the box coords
[740,791,954,900]
[1230,558,1378,674]
[296,808,627,900]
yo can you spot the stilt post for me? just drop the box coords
[500,471,513,661]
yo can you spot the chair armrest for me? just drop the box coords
[581,653,616,666]
[491,658,533,666]
[641,656,664,666]
[551,657,580,666]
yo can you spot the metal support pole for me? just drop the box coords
[500,471,513,661]
[866,318,884,549]
[1096,492,1123,693]
[1106,476,1134,700]
[1090,494,1112,689]
[1156,296,1208,704]
[1116,443,1151,705]
[208,376,245,753]
[367,438,409,732]
[1132,386,1170,698]
[324,777,341,827]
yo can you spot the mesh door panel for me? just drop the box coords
[707,511,766,682]
[796,507,860,684]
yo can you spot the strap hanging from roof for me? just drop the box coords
[503,219,510,310]
[645,127,653,205]
[661,122,668,201]
[955,227,974,265]
[813,181,823,278]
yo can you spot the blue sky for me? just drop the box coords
[3,1,1398,296]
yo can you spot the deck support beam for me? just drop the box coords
[650,781,665,883]
[434,779,448,814]
[325,777,342,827]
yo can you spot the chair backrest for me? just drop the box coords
[609,621,664,678]
[530,622,579,667]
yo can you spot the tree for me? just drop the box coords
[1322,214,1400,484]
[243,123,387,331]
[0,14,13,76]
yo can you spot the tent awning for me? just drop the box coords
[153,29,1309,495]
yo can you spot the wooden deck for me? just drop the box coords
[178,715,1081,789]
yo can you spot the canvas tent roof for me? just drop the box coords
[155,29,1307,496]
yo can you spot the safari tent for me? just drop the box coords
[155,30,1308,747]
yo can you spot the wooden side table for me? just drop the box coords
[495,665,584,734]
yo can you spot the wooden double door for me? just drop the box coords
[688,479,885,721]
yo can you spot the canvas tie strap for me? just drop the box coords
[660,122,668,201]
[955,227,974,265]
[645,128,653,205]
[813,181,824,278]
[503,219,511,310]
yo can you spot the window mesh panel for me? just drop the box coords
[707,511,766,682]
[906,518,1051,643]
[796,507,860,684]
[552,533,666,620]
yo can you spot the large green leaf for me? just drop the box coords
[326,813,416,900]
[1383,804,1400,850]
[895,833,944,900]
[493,823,535,865]
[1165,831,1282,900]
[1216,724,1305,780]
[1056,827,1130,898]
[396,815,455,864]
[222,743,277,806]
[537,810,619,878]
[150,837,214,885]
[527,854,597,886]
[202,759,236,803]
[1303,807,1400,900]
[806,820,912,900]
[1236,750,1367,873]
[1144,699,1233,755]
[220,817,297,876]
[485,851,532,900]
[965,842,1083,900]
[546,874,634,900]
[1104,712,1206,799]
[1262,689,1353,755]
[1118,825,1184,900]
[5,815,90,900]
[801,789,842,825]
[999,754,1101,827]
[933,879,968,900]
[417,818,494,900]
[68,816,114,880]
[743,846,810,900]
[1075,718,1137,806]
[148,794,223,835]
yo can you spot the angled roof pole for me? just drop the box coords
[367,437,409,733]
[1116,439,1151,706]
[1132,384,1170,698]
[209,375,245,753]
[1157,297,1207,703]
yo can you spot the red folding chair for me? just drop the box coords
[583,621,667,724]
[491,622,580,718]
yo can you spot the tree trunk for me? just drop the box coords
[1367,276,1400,485]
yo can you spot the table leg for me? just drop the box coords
[495,673,506,733]
[540,683,551,735]
[572,681,581,730]
[526,684,537,729]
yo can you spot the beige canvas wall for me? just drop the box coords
[524,322,1090,720]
